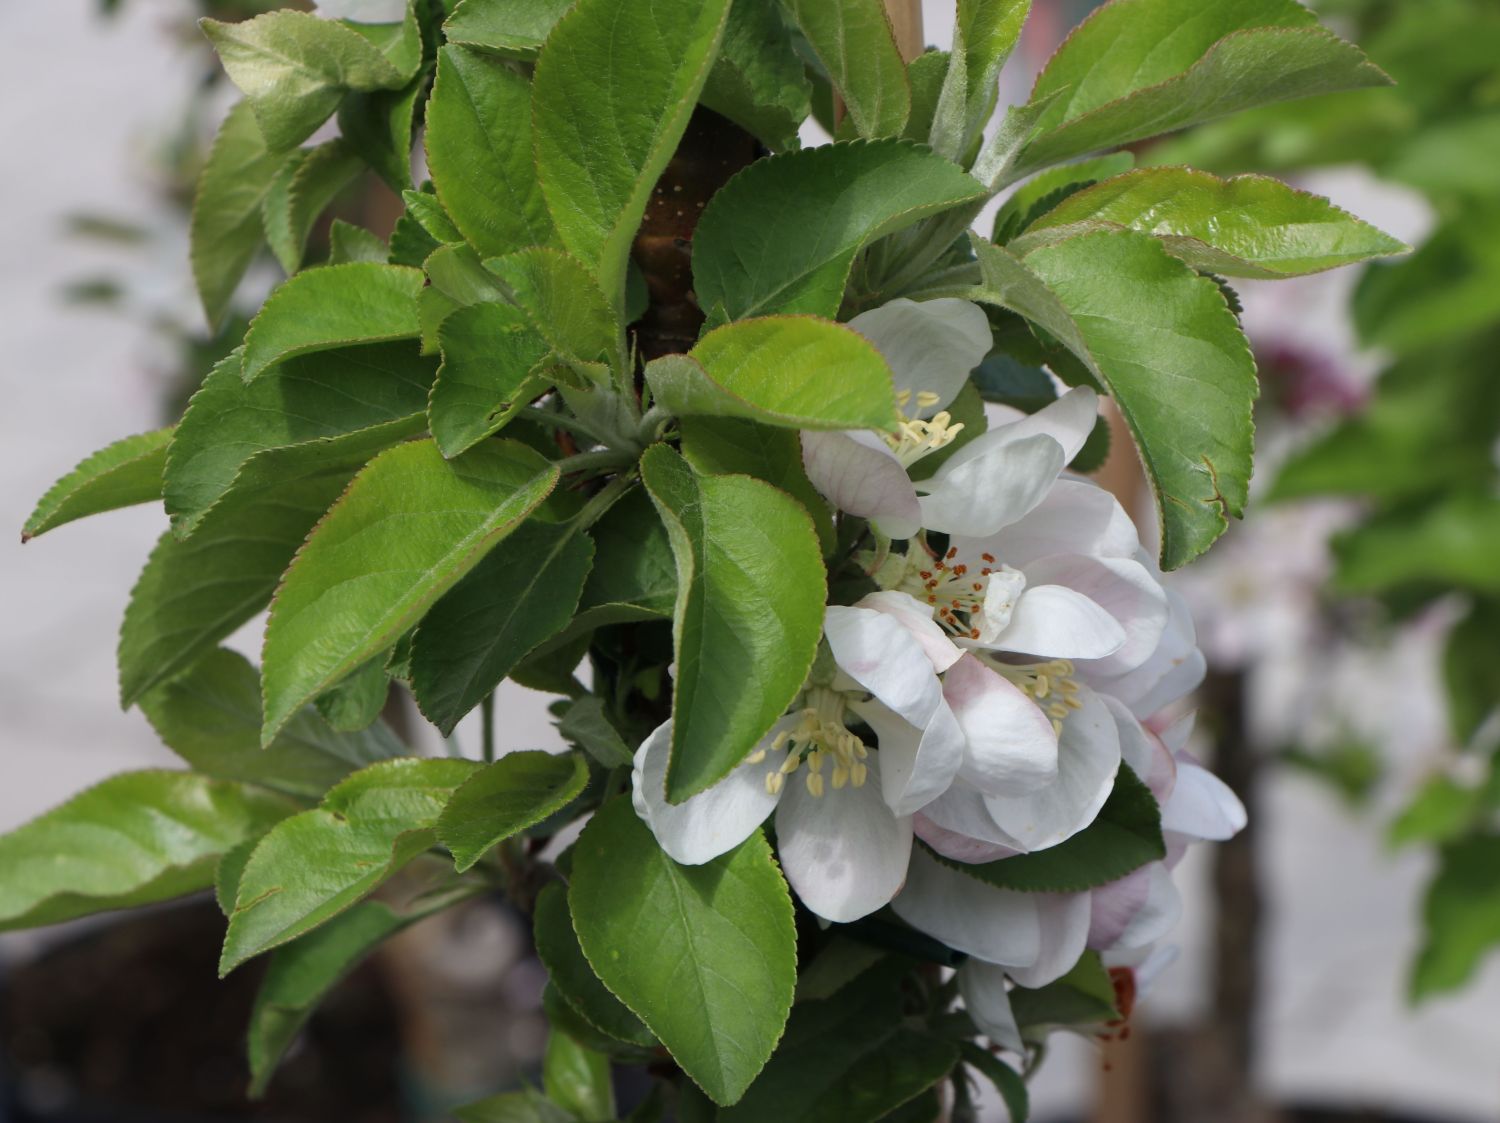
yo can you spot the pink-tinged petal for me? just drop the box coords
[983,687,1121,851]
[1085,587,1205,718]
[917,781,1024,852]
[1088,863,1182,951]
[914,811,1017,863]
[920,433,1066,537]
[944,387,1100,472]
[857,590,963,672]
[944,654,1057,796]
[631,719,784,865]
[775,755,912,923]
[959,962,1024,1053]
[1101,694,1177,804]
[892,847,1042,967]
[1151,711,1196,755]
[1161,759,1246,841]
[848,298,991,415]
[1021,554,1168,675]
[801,430,920,536]
[963,478,1140,566]
[824,603,945,727]
[853,698,964,816]
[1006,892,1093,988]
[992,584,1127,660]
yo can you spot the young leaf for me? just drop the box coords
[443,0,575,58]
[931,0,1029,159]
[969,230,1257,569]
[202,10,414,151]
[429,301,552,457]
[260,438,559,742]
[436,751,590,871]
[420,241,508,353]
[425,45,556,259]
[411,521,596,734]
[485,247,617,377]
[569,799,797,1105]
[328,220,389,264]
[781,0,910,139]
[262,139,365,274]
[700,0,812,150]
[165,343,435,534]
[1412,835,1500,1001]
[692,140,987,321]
[337,72,424,192]
[990,151,1135,243]
[191,101,294,328]
[646,316,899,431]
[533,882,655,1045]
[23,428,171,542]
[532,0,732,316]
[140,648,403,800]
[221,758,477,973]
[1019,167,1407,278]
[0,771,291,931]
[639,445,825,801]
[1012,0,1391,177]
[242,262,424,381]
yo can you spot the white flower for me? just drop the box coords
[631,591,966,923]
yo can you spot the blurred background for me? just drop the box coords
[2,1,1497,1120]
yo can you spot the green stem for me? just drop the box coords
[480,691,496,764]
[572,472,637,530]
[515,405,615,447]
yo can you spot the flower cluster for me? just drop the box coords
[632,298,1244,1038]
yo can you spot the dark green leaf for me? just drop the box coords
[1445,598,1500,745]
[262,139,364,274]
[700,0,812,149]
[781,0,909,139]
[436,752,590,871]
[1412,835,1500,1000]
[443,0,574,58]
[533,881,655,1046]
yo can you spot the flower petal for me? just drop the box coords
[848,297,991,415]
[1088,862,1182,952]
[944,387,1099,472]
[964,478,1141,566]
[825,602,945,727]
[1005,892,1093,989]
[1021,554,1168,675]
[631,720,785,865]
[914,809,1017,863]
[775,755,913,923]
[852,698,964,816]
[857,590,963,672]
[943,654,1057,796]
[1084,587,1205,718]
[959,962,1024,1053]
[983,687,1121,851]
[1102,694,1176,804]
[1161,759,1246,842]
[920,433,1066,537]
[892,847,1041,967]
[801,430,920,537]
[992,584,1127,660]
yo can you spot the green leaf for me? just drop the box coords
[429,301,553,457]
[420,241,508,354]
[573,488,677,629]
[485,247,618,377]
[191,100,294,328]
[693,140,987,321]
[165,343,434,534]
[991,152,1135,243]
[639,445,825,801]
[221,758,477,973]
[1412,835,1500,1000]
[781,0,909,139]
[1008,952,1118,1029]
[533,0,731,317]
[436,752,589,871]
[337,72,424,191]
[0,772,291,931]
[533,882,655,1046]
[969,229,1256,569]
[648,316,898,431]
[443,0,575,58]
[23,428,170,541]
[721,975,958,1123]
[936,765,1164,892]
[1332,493,1500,596]
[1445,598,1500,746]
[328,220,389,264]
[425,45,556,260]
[242,262,424,382]
[140,648,403,800]
[1389,775,1482,851]
[262,139,365,274]
[569,799,797,1105]
[411,521,595,734]
[556,697,636,769]
[261,438,559,741]
[700,0,812,149]
[1012,0,1391,178]
[456,1090,573,1123]
[314,656,390,732]
[120,426,412,706]
[1019,167,1407,278]
[202,10,414,151]
[544,1029,616,1122]
[960,1042,1028,1123]
[932,0,1029,158]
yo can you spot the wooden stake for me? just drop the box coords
[884,0,925,63]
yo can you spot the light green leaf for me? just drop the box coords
[1412,835,1500,1001]
[328,219,389,264]
[425,45,555,259]
[569,799,797,1105]
[0,771,291,931]
[191,100,294,328]
[443,0,575,58]
[260,438,559,742]
[165,342,434,535]
[544,1029,616,1122]
[411,521,595,734]
[23,428,170,541]
[486,247,617,378]
[692,140,987,321]
[429,301,552,457]
[700,0,811,150]
[556,697,636,769]
[1020,167,1407,278]
[262,139,365,274]
[641,445,824,800]
[533,0,732,316]
[647,316,898,431]
[314,656,390,732]
[436,751,590,872]
[140,648,403,800]
[969,229,1257,569]
[533,882,654,1045]
[1332,493,1500,596]
[404,189,464,245]
[420,241,507,354]
[932,0,1029,158]
[337,72,424,191]
[935,765,1164,893]
[1013,0,1390,178]
[991,152,1135,243]
[1009,952,1118,1029]
[202,10,415,151]
[221,758,477,973]
[781,0,909,139]
[120,426,412,706]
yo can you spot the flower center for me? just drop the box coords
[991,658,1085,735]
[755,686,869,798]
[886,390,965,468]
[891,547,1024,643]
